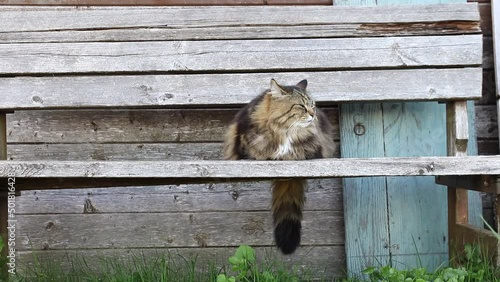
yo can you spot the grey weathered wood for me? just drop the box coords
[0,35,482,75]
[2,156,500,180]
[15,211,344,249]
[16,179,343,214]
[8,143,225,161]
[0,4,480,32]
[0,5,480,43]
[15,246,346,278]
[0,69,483,110]
[6,109,338,143]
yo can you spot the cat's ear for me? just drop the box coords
[296,79,308,90]
[269,79,285,97]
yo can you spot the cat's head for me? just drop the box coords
[265,79,316,128]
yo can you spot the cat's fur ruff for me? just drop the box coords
[223,79,335,254]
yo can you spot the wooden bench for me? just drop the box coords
[0,2,498,276]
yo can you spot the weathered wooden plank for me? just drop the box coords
[7,143,341,162]
[436,175,500,194]
[16,246,345,279]
[0,0,332,5]
[1,23,480,44]
[8,143,224,161]
[0,5,480,43]
[2,156,500,179]
[0,4,479,33]
[16,179,343,214]
[7,108,339,143]
[0,36,483,75]
[340,103,390,275]
[0,69,483,110]
[383,102,448,270]
[15,211,344,249]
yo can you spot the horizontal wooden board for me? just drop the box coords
[0,69,483,110]
[2,156,500,181]
[476,105,497,139]
[16,246,346,279]
[6,108,339,143]
[16,179,343,213]
[6,143,340,161]
[15,211,345,249]
[0,4,479,32]
[0,0,332,5]
[0,35,483,75]
[8,143,225,161]
[0,4,480,43]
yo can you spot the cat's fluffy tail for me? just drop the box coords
[271,179,305,255]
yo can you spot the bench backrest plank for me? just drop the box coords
[0,3,484,111]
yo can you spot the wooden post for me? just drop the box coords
[0,113,8,280]
[446,101,469,263]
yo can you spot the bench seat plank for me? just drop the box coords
[0,68,482,110]
[0,35,482,75]
[1,156,499,180]
[0,4,480,43]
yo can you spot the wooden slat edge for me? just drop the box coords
[436,175,500,194]
[0,68,483,110]
[1,156,500,180]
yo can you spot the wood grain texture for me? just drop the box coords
[0,36,483,75]
[15,246,346,279]
[0,4,479,32]
[0,69,483,110]
[340,103,390,275]
[0,4,480,43]
[2,156,500,180]
[16,179,343,214]
[7,108,339,143]
[383,102,448,269]
[15,211,344,249]
[0,0,332,5]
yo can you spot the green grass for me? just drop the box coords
[1,242,499,282]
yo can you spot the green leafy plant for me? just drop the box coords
[216,245,299,282]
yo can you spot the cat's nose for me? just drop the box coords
[308,109,315,117]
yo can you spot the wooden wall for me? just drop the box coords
[5,0,497,278]
[470,0,499,229]
[8,108,345,277]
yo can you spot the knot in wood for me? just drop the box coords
[197,166,210,177]
[32,95,43,104]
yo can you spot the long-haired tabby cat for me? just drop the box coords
[223,79,335,254]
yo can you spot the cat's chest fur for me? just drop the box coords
[273,135,294,159]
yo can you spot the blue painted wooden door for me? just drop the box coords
[337,0,482,276]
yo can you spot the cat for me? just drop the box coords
[223,79,336,254]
